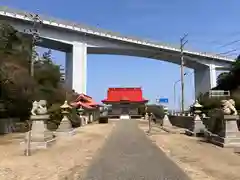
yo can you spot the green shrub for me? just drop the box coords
[231,89,240,110]
[47,103,62,130]
[70,107,81,128]
[146,104,165,119]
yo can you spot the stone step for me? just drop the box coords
[210,135,240,148]
[234,147,240,153]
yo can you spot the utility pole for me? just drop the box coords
[24,13,42,156]
[180,34,188,113]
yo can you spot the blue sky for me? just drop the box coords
[2,0,239,110]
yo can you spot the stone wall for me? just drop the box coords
[168,115,194,129]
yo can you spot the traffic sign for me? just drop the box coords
[159,98,169,103]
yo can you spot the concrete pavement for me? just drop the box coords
[83,119,191,180]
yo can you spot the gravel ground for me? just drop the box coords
[0,122,115,180]
[83,119,190,180]
[138,121,240,180]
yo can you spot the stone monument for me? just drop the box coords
[211,99,240,147]
[57,100,75,136]
[162,106,172,127]
[185,100,206,136]
[26,100,55,150]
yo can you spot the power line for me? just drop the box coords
[216,49,237,56]
[188,29,240,45]
[224,52,240,57]
[185,33,240,56]
[217,39,240,49]
[188,38,240,58]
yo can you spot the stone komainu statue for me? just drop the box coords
[31,100,48,115]
[221,99,238,115]
[208,99,238,134]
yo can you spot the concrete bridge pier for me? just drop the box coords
[65,42,87,94]
[194,64,217,98]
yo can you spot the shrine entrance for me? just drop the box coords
[120,103,130,115]
[102,87,148,119]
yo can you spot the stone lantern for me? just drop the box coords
[185,100,205,136]
[57,100,74,136]
[162,106,172,127]
[61,100,71,115]
[193,100,202,115]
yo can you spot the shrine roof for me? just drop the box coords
[102,87,148,103]
[71,93,99,109]
[71,101,94,109]
[75,93,98,104]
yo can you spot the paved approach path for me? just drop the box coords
[83,120,191,180]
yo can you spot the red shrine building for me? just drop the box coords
[71,93,99,110]
[71,93,100,122]
[102,87,148,118]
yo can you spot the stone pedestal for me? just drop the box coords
[22,115,55,150]
[56,115,75,136]
[162,114,172,127]
[210,115,240,147]
[185,114,205,136]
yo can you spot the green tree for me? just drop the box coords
[33,50,64,105]
[217,72,229,86]
[0,22,35,119]
[0,22,68,120]
[215,55,240,90]
[42,49,52,63]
